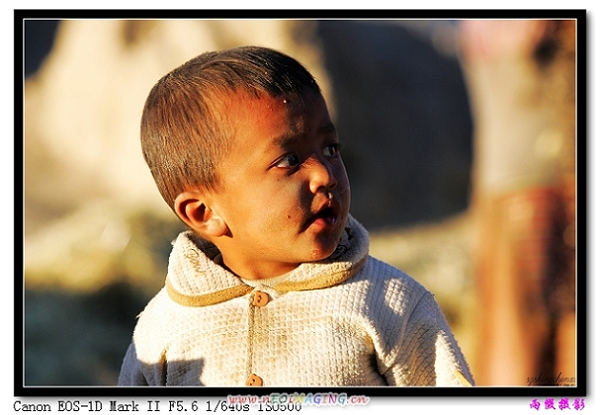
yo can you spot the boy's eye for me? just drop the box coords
[324,143,340,158]
[275,153,300,168]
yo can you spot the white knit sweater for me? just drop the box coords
[118,216,474,387]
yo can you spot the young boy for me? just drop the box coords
[118,46,474,387]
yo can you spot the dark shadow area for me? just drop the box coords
[316,21,473,230]
[24,282,151,386]
[24,20,60,78]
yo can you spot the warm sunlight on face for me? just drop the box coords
[211,89,351,280]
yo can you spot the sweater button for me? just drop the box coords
[253,291,270,307]
[245,374,263,386]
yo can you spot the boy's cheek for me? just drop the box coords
[337,162,350,185]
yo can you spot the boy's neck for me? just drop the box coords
[215,253,300,280]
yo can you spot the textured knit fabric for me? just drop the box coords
[118,215,474,387]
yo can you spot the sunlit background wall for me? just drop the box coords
[23,19,576,387]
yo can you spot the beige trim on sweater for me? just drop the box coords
[165,215,370,305]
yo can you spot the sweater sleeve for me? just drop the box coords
[118,289,173,386]
[117,342,149,386]
[383,291,475,386]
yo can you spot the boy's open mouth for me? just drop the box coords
[307,203,340,228]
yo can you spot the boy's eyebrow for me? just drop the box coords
[274,123,338,147]
[319,123,337,135]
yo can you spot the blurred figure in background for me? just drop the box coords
[459,20,576,386]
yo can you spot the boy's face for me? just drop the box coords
[210,89,351,279]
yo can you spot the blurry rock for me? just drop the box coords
[25,200,184,294]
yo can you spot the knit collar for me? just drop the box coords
[165,214,369,307]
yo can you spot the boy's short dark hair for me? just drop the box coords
[140,46,321,209]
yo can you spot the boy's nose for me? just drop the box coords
[309,157,338,194]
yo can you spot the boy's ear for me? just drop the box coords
[174,191,229,238]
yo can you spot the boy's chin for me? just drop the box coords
[299,217,348,262]
[308,236,344,262]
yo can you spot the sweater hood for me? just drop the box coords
[165,214,370,307]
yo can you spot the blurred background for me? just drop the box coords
[22,19,577,387]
